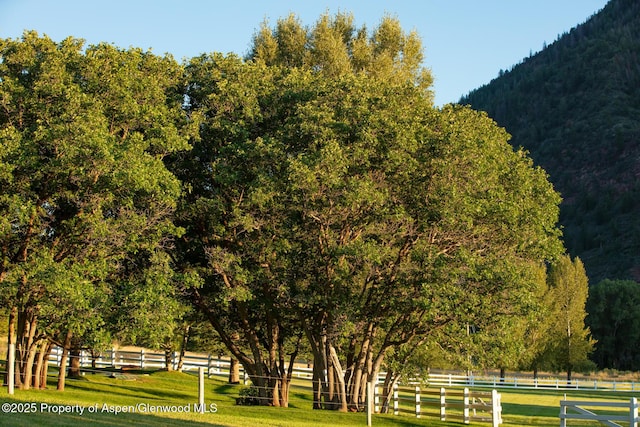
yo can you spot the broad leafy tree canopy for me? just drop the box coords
[0,32,196,388]
[176,13,564,406]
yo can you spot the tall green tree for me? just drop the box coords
[540,255,595,381]
[177,14,563,411]
[174,54,302,406]
[466,264,550,378]
[587,279,640,370]
[287,101,563,410]
[0,32,195,390]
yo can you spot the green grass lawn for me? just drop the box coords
[0,369,637,427]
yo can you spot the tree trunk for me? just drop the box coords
[164,347,174,371]
[228,358,240,383]
[327,349,336,409]
[303,316,330,410]
[91,350,98,371]
[380,370,401,414]
[23,338,39,389]
[57,330,73,391]
[271,375,280,407]
[311,355,326,409]
[16,307,39,389]
[349,367,364,411]
[192,289,296,407]
[32,340,50,389]
[278,375,291,407]
[346,328,386,412]
[39,341,53,389]
[328,344,348,412]
[177,325,190,372]
[68,347,82,379]
[275,335,299,408]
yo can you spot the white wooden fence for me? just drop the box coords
[560,397,639,427]
[390,386,502,426]
[47,347,283,380]
[43,347,640,392]
[426,373,640,392]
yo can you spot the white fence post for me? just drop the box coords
[198,367,205,414]
[7,343,15,395]
[440,387,446,421]
[366,382,372,427]
[463,387,470,424]
[415,386,421,418]
[492,389,502,427]
[140,349,144,369]
[631,397,638,427]
[393,383,399,415]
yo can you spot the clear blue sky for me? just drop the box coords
[1,0,608,106]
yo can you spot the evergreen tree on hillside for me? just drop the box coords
[587,279,640,370]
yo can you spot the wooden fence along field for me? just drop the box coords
[45,347,640,392]
[559,397,639,427]
[425,372,640,392]
[391,386,502,426]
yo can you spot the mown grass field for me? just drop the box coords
[0,368,637,426]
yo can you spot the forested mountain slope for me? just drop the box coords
[461,0,640,283]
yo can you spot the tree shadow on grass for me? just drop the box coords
[67,380,194,402]
[502,400,559,419]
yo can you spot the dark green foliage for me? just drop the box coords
[461,0,640,282]
[586,279,640,370]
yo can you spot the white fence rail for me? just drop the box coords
[426,373,640,392]
[560,397,639,427]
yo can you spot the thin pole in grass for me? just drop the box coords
[199,367,205,413]
[367,381,372,426]
[7,342,15,395]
